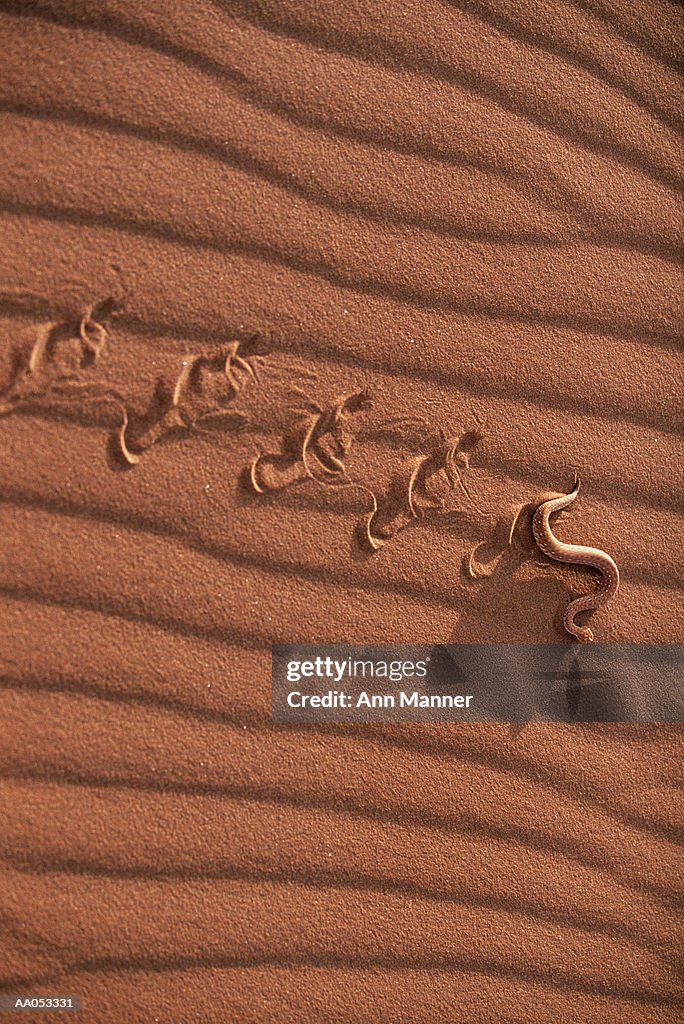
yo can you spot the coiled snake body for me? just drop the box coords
[532,475,619,643]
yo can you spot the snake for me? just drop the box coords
[532,474,619,643]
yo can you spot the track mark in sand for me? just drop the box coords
[0,296,121,420]
[116,340,261,465]
[0,301,625,643]
[465,485,566,580]
[247,402,491,552]
[363,425,491,551]
[248,390,372,493]
[532,475,620,643]
[248,389,381,550]
[0,307,262,467]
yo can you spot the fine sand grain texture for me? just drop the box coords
[0,1,683,1021]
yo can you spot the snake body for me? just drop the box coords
[532,475,619,643]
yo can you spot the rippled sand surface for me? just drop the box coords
[0,2,682,1021]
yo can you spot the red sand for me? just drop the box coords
[0,1,682,1021]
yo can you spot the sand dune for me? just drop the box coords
[0,1,682,1021]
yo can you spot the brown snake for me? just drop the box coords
[532,475,619,643]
